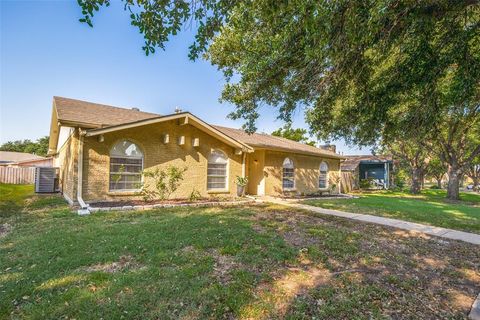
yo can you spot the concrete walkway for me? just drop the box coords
[260,197,480,246]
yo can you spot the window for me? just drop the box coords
[109,140,143,191]
[282,158,295,190]
[319,161,329,188]
[207,150,228,190]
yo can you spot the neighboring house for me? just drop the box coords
[341,155,394,189]
[47,97,345,206]
[0,151,52,167]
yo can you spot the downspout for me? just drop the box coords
[77,129,90,215]
[242,152,246,178]
[338,159,343,195]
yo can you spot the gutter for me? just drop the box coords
[77,129,90,215]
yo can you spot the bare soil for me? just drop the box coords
[248,206,480,319]
[89,197,243,208]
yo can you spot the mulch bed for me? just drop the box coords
[89,197,242,208]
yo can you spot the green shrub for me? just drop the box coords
[359,178,375,189]
[140,165,187,201]
[235,176,248,186]
[188,188,202,202]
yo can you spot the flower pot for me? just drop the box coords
[236,185,245,197]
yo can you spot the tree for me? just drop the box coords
[382,138,429,194]
[426,158,447,189]
[465,156,480,191]
[0,136,49,157]
[78,1,480,200]
[271,123,316,146]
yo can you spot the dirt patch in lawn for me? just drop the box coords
[81,255,145,273]
[180,246,243,284]
[0,223,12,238]
[246,207,480,319]
[209,249,243,284]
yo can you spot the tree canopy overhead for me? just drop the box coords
[79,0,479,140]
[78,0,480,199]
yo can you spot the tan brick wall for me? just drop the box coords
[81,120,244,201]
[262,150,341,196]
[54,129,78,202]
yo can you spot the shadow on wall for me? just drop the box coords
[269,167,340,196]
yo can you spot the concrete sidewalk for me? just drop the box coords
[261,197,480,246]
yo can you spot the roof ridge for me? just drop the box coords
[53,96,160,116]
[212,124,337,155]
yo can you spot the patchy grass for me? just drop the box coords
[0,184,479,319]
[303,189,480,234]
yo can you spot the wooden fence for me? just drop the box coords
[340,171,357,193]
[0,167,35,184]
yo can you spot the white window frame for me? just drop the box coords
[207,149,229,192]
[109,140,144,192]
[319,161,329,189]
[282,157,295,190]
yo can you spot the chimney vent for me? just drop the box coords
[320,144,336,153]
[174,107,183,114]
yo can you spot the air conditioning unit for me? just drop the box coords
[35,167,58,193]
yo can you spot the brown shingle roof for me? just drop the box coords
[213,125,343,158]
[0,151,45,163]
[54,96,158,127]
[52,97,343,158]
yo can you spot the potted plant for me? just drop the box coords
[235,176,248,196]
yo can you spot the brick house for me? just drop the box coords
[47,97,344,208]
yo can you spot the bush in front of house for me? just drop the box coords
[140,165,187,202]
[359,178,375,189]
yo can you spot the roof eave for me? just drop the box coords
[84,112,253,153]
[250,145,345,159]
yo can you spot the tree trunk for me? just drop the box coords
[410,167,422,194]
[436,178,442,189]
[446,164,461,200]
[473,177,479,191]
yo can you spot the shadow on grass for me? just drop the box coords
[1,192,478,318]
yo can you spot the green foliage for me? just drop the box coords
[77,0,234,57]
[0,136,49,157]
[234,176,248,187]
[140,166,187,201]
[359,178,375,189]
[271,123,316,146]
[393,169,408,189]
[188,188,202,202]
[77,1,479,199]
[426,158,447,183]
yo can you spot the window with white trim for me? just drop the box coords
[109,140,143,191]
[319,161,329,188]
[282,158,295,189]
[207,150,228,190]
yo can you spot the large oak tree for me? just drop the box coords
[78,0,480,199]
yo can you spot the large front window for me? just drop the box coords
[207,150,228,190]
[319,161,329,188]
[109,140,143,191]
[282,158,295,190]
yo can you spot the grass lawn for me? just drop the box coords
[303,189,480,234]
[1,184,479,319]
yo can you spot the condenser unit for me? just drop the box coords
[35,167,58,193]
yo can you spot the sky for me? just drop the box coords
[0,0,369,155]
